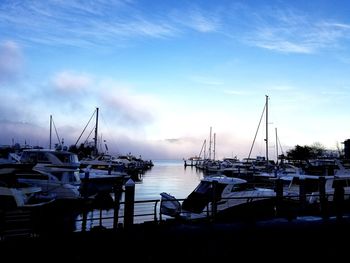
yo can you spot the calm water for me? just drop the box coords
[135,159,204,200]
[76,159,204,229]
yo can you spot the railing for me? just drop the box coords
[72,190,350,232]
[75,199,163,231]
[2,177,350,239]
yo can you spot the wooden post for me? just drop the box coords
[124,178,135,227]
[299,178,306,212]
[333,180,345,220]
[113,184,122,230]
[81,171,90,232]
[318,176,328,220]
[211,180,218,220]
[274,178,283,217]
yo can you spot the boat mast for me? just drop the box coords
[49,115,52,149]
[209,126,212,160]
[247,96,266,161]
[94,107,99,156]
[275,127,278,165]
[213,133,216,161]
[265,95,269,165]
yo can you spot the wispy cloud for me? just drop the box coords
[0,0,177,48]
[0,40,23,83]
[186,8,221,32]
[243,7,350,54]
[1,1,349,54]
[170,7,221,33]
[0,1,223,48]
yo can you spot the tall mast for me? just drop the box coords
[94,107,99,156]
[213,133,216,161]
[208,126,212,160]
[49,115,52,149]
[265,95,269,165]
[275,127,278,165]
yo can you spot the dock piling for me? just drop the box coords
[318,177,328,220]
[124,178,135,227]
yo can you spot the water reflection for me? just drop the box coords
[75,159,204,230]
[135,159,203,200]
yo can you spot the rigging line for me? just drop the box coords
[75,109,96,146]
[198,139,206,160]
[83,126,96,145]
[98,111,112,143]
[277,135,284,156]
[247,103,266,161]
[52,118,62,147]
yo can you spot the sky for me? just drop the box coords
[1,0,350,160]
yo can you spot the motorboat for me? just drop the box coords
[0,149,82,200]
[79,166,130,197]
[278,173,350,204]
[0,184,55,209]
[160,175,277,221]
[0,165,81,200]
[0,175,56,210]
[18,148,80,169]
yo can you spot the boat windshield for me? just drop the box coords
[51,171,80,184]
[231,182,255,192]
[182,181,226,213]
[54,152,79,165]
[193,181,212,194]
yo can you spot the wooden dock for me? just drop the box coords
[1,215,350,262]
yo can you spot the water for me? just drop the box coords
[135,159,204,200]
[76,159,204,229]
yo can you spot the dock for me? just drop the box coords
[1,215,349,262]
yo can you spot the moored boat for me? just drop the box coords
[160,175,277,222]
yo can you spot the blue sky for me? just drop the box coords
[1,0,350,160]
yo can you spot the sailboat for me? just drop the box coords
[246,95,270,165]
[220,95,279,187]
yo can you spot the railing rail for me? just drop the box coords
[72,191,350,232]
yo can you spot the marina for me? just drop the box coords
[2,156,350,231]
[2,1,350,261]
[2,151,350,262]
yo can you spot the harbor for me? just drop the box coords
[1,153,350,262]
[2,1,350,261]
[1,158,350,227]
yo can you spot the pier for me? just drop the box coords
[1,214,350,262]
[2,161,350,262]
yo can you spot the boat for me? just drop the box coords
[0,173,56,210]
[0,148,125,199]
[79,166,129,197]
[8,165,81,200]
[160,192,181,217]
[160,175,277,222]
[183,156,201,167]
[18,148,80,169]
[0,149,82,200]
[278,173,350,203]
